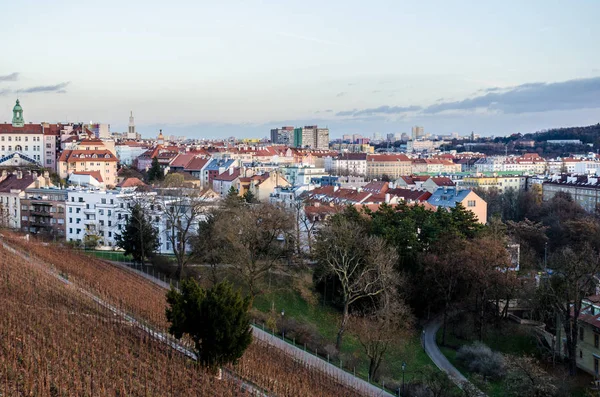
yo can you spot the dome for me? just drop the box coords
[13,99,22,112]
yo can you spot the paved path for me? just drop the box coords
[422,315,485,396]
[111,260,395,397]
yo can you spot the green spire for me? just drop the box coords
[12,99,24,127]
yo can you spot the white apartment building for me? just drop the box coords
[115,142,148,165]
[66,188,209,254]
[280,166,328,186]
[324,153,367,176]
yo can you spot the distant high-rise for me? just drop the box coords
[293,125,329,149]
[270,126,294,144]
[411,126,424,140]
[128,111,136,139]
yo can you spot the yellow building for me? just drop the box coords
[461,176,526,193]
[366,154,412,179]
[58,139,119,186]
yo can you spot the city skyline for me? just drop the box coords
[1,0,599,138]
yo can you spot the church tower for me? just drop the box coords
[157,129,164,145]
[12,99,24,127]
[128,111,135,138]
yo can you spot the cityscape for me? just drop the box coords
[2,1,600,397]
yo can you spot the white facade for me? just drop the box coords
[280,166,328,186]
[115,144,148,166]
[0,132,44,163]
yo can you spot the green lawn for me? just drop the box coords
[83,249,132,262]
[253,284,435,390]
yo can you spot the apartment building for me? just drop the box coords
[366,154,412,179]
[325,153,368,176]
[460,175,527,193]
[58,138,119,186]
[21,188,68,237]
[0,171,53,229]
[293,126,330,149]
[542,175,600,212]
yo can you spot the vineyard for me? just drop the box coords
[0,233,364,396]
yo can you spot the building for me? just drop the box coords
[0,100,45,166]
[127,111,137,139]
[294,126,329,149]
[58,139,119,186]
[212,168,241,196]
[568,296,600,376]
[542,175,600,212]
[237,172,291,202]
[115,142,148,166]
[422,177,455,194]
[460,175,527,193]
[21,187,68,237]
[0,170,53,229]
[280,166,328,186]
[202,158,237,189]
[270,126,294,145]
[88,123,111,139]
[411,126,425,140]
[325,153,368,176]
[366,154,412,179]
[427,187,487,224]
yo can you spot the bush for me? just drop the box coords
[150,255,175,277]
[456,342,505,380]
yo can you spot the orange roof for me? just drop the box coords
[117,177,146,188]
[71,171,103,182]
[59,150,117,163]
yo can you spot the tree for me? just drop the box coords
[542,244,600,376]
[503,355,558,397]
[349,293,411,381]
[115,203,159,265]
[163,173,186,188]
[166,279,252,372]
[158,189,207,279]
[147,157,163,182]
[192,210,226,285]
[83,233,102,250]
[242,189,257,204]
[315,217,399,349]
[216,203,294,297]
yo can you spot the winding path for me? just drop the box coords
[422,315,485,396]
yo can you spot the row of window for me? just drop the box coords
[21,216,64,224]
[1,145,41,151]
[0,136,41,142]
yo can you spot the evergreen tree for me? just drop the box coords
[115,203,159,265]
[242,189,256,203]
[147,157,163,182]
[166,280,252,371]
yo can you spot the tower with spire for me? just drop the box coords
[128,111,136,138]
[12,99,24,127]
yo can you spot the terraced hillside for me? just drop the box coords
[0,233,364,396]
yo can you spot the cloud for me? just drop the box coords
[19,82,70,94]
[336,105,422,117]
[0,73,19,82]
[336,92,346,97]
[324,109,333,113]
[423,77,600,114]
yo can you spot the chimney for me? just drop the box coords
[32,171,38,179]
[16,171,22,179]
[385,193,390,204]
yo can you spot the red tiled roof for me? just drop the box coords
[214,168,241,182]
[117,177,145,187]
[386,188,432,202]
[170,153,196,168]
[0,123,43,134]
[367,154,411,162]
[184,157,209,171]
[71,171,103,183]
[363,181,389,194]
[0,174,37,192]
[430,177,455,186]
[59,150,117,163]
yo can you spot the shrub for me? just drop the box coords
[150,255,175,277]
[456,342,505,380]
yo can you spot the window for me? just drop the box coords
[69,228,73,234]
[76,218,81,224]
[69,207,72,213]
[24,137,28,142]
[580,326,584,341]
[76,208,81,214]
[46,143,51,148]
[58,207,64,214]
[78,197,83,202]
[107,210,111,216]
[595,334,599,348]
[108,220,112,226]
[99,209,104,215]
[595,358,599,375]
[86,204,89,209]
[580,350,583,359]
[110,199,114,204]
[467,200,476,207]
[108,232,112,238]
[101,198,106,204]
[21,216,28,221]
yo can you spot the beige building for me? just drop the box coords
[427,187,488,224]
[366,154,412,179]
[58,138,119,186]
[461,175,527,193]
[237,171,291,202]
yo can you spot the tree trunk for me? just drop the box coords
[336,301,349,350]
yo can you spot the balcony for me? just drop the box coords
[30,209,52,217]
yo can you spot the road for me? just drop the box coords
[110,260,396,397]
[422,315,485,396]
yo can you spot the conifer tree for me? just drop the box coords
[115,203,159,265]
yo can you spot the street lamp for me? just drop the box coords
[401,362,406,396]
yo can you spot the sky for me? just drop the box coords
[1,0,599,139]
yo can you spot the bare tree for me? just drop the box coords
[315,217,399,349]
[0,203,10,228]
[349,293,411,381]
[216,202,294,298]
[156,188,208,279]
[290,197,319,256]
[543,244,600,376]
